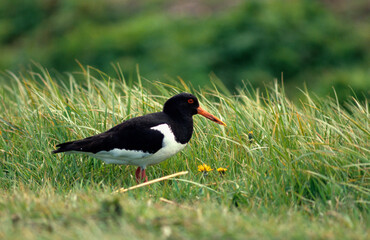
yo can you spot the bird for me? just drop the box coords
[53,92,226,183]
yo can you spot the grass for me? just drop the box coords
[0,65,369,239]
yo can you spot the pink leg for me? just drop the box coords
[135,167,141,183]
[135,167,148,183]
[142,169,148,182]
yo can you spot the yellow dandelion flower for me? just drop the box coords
[217,167,228,175]
[198,164,213,173]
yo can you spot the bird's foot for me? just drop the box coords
[135,167,148,183]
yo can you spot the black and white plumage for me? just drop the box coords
[53,93,226,182]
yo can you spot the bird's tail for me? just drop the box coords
[52,141,76,154]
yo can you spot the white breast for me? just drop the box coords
[90,124,187,168]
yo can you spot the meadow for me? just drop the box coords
[0,66,369,239]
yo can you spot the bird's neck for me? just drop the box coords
[166,113,194,144]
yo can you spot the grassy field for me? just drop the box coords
[0,66,369,239]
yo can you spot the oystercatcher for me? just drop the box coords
[53,93,226,183]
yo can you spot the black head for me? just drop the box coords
[163,93,199,117]
[163,93,226,126]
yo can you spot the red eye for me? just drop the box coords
[188,99,194,104]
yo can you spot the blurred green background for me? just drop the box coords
[0,0,369,102]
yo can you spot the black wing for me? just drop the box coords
[53,113,168,154]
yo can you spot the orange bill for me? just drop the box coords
[197,106,226,126]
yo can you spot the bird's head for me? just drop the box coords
[163,93,226,126]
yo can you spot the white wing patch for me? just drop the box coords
[89,124,186,168]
